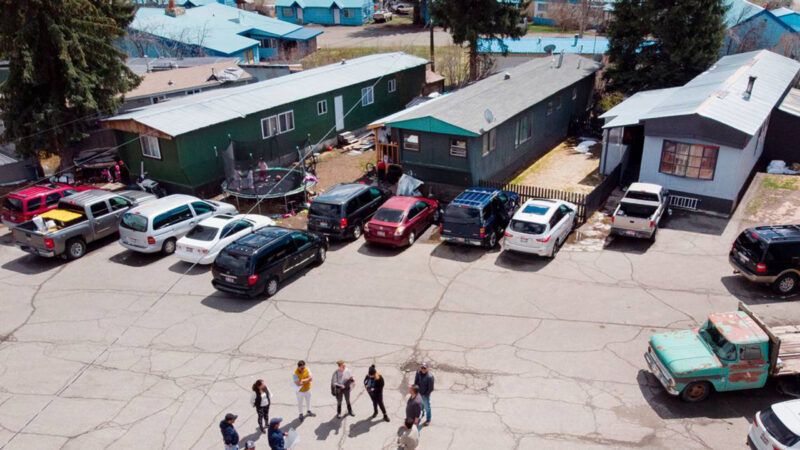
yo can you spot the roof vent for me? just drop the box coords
[556,51,565,69]
[341,59,347,65]
[573,34,579,47]
[504,72,511,80]
[168,80,174,86]
[744,75,757,100]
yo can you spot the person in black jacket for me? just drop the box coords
[413,363,434,426]
[364,364,389,422]
[219,413,240,450]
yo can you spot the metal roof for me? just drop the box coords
[478,37,609,55]
[771,7,796,17]
[386,54,600,135]
[774,9,800,31]
[600,88,680,129]
[725,0,763,27]
[275,0,369,8]
[131,4,322,56]
[639,50,800,136]
[779,88,800,118]
[106,52,428,138]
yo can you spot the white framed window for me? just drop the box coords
[261,110,294,138]
[361,86,374,106]
[185,88,202,95]
[140,135,162,159]
[450,139,467,158]
[403,133,419,151]
[317,100,328,115]
[388,79,397,93]
[260,38,278,49]
[151,95,167,104]
[515,115,532,147]
[482,129,496,156]
[282,7,294,16]
[572,87,578,100]
[343,8,354,18]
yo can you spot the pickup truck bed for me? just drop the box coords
[740,303,800,376]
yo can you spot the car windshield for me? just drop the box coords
[309,202,341,218]
[215,251,250,276]
[699,322,736,361]
[186,225,219,241]
[735,231,767,260]
[761,407,800,446]
[373,208,404,223]
[625,191,660,202]
[120,213,148,232]
[510,219,546,235]
[3,197,23,212]
[617,202,657,218]
[444,204,480,224]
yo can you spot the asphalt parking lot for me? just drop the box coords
[0,207,797,449]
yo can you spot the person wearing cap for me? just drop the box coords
[330,360,355,418]
[414,363,435,426]
[267,417,287,450]
[405,385,423,428]
[219,413,240,450]
[397,418,420,449]
[293,360,314,421]
[364,364,389,422]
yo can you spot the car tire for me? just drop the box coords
[162,238,177,255]
[548,240,559,259]
[66,238,87,260]
[649,228,658,242]
[485,232,497,249]
[773,273,799,295]
[265,277,279,297]
[352,223,363,240]
[315,246,327,266]
[433,209,441,224]
[407,231,416,247]
[680,381,712,402]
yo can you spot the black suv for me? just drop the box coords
[730,225,800,295]
[212,227,327,298]
[307,184,390,240]
[441,187,520,248]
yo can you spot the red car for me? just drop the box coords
[364,196,440,247]
[1,183,97,228]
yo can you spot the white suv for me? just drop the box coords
[502,199,577,258]
[749,400,800,449]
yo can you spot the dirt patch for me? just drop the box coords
[743,174,800,225]
[512,138,602,193]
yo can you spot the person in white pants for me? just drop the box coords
[293,360,314,421]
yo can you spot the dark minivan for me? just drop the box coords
[212,227,327,298]
[440,187,519,248]
[307,184,391,240]
[730,225,800,295]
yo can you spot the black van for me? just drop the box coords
[730,225,800,295]
[307,184,390,240]
[212,227,327,298]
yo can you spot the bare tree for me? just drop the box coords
[548,2,581,31]
[777,33,800,61]
[126,21,211,58]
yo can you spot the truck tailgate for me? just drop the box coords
[12,227,49,252]
[773,324,800,376]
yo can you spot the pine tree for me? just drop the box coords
[0,0,140,168]
[604,0,647,93]
[431,0,530,81]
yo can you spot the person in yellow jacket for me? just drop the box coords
[293,360,314,421]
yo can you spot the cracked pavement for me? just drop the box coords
[0,209,797,449]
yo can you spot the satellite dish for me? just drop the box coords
[484,109,495,124]
[544,44,557,54]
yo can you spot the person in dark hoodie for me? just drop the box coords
[414,363,434,426]
[220,413,240,450]
[364,365,389,422]
[267,417,287,450]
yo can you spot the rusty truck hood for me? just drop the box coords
[650,330,722,377]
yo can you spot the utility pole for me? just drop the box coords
[428,0,435,71]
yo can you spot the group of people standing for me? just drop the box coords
[219,361,436,450]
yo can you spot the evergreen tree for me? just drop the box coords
[604,0,647,93]
[431,0,529,81]
[0,0,140,168]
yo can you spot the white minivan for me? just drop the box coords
[502,199,577,258]
[119,194,237,255]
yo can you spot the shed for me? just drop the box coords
[275,0,374,26]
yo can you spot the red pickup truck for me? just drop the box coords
[2,183,97,229]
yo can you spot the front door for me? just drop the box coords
[332,6,340,24]
[334,95,344,131]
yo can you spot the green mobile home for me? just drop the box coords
[374,54,600,186]
[105,52,428,194]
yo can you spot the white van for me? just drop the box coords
[119,194,237,254]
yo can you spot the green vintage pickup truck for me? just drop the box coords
[645,303,800,402]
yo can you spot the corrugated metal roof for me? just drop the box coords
[125,59,254,99]
[385,54,600,135]
[106,52,428,137]
[725,0,763,27]
[779,88,800,118]
[771,7,796,17]
[479,37,609,55]
[283,27,322,40]
[640,50,800,136]
[275,0,367,8]
[600,88,681,129]
[132,4,321,55]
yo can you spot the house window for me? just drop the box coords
[185,88,202,95]
[282,7,294,16]
[260,38,278,49]
[572,87,578,100]
[140,135,162,160]
[361,86,374,106]
[482,129,496,156]
[260,110,294,138]
[343,8,354,18]
[388,79,397,93]
[403,133,419,151]
[537,2,548,12]
[546,101,554,116]
[659,140,719,180]
[450,139,467,158]
[515,115,532,147]
[151,95,167,104]
[317,100,328,115]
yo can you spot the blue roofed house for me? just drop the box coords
[479,35,609,70]
[275,0,374,26]
[724,6,800,59]
[125,3,322,63]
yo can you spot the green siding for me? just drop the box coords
[119,64,427,193]
[389,117,479,137]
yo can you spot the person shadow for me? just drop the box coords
[314,415,342,441]
[347,416,384,438]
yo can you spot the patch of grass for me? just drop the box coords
[527,24,573,34]
[762,175,799,191]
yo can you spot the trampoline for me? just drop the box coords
[222,166,316,200]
